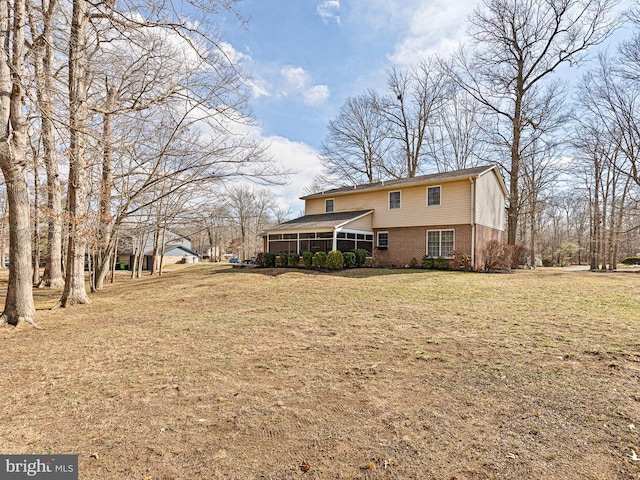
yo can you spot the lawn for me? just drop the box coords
[0,265,639,479]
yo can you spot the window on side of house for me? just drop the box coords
[427,230,454,257]
[377,231,389,249]
[427,186,441,206]
[325,198,334,213]
[389,191,401,210]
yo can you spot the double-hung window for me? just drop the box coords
[389,191,401,210]
[427,230,454,257]
[377,231,389,249]
[427,186,441,206]
[325,198,335,213]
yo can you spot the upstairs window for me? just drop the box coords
[325,198,335,213]
[427,186,441,206]
[389,191,401,210]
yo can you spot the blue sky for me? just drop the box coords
[219,0,629,214]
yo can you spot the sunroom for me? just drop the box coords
[264,210,374,256]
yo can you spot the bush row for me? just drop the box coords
[261,249,369,270]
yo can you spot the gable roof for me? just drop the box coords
[267,210,374,232]
[301,165,506,199]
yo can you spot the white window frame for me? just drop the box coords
[389,190,401,210]
[426,229,455,258]
[377,231,389,249]
[325,198,335,213]
[427,185,441,207]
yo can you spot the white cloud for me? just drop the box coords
[317,0,341,25]
[264,136,323,212]
[279,65,331,106]
[388,0,477,65]
[303,85,331,106]
[349,0,478,67]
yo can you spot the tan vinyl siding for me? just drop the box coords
[475,170,506,230]
[342,215,373,232]
[305,179,471,228]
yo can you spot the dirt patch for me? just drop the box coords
[0,265,639,479]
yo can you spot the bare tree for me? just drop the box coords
[427,83,489,172]
[28,0,64,289]
[450,0,619,244]
[0,0,40,326]
[379,58,450,178]
[59,0,92,307]
[318,90,391,185]
[225,184,277,260]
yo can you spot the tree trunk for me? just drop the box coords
[0,0,38,327]
[32,155,41,286]
[60,0,91,306]
[36,0,64,289]
[94,83,116,291]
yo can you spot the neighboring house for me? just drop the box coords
[116,230,200,270]
[263,165,507,270]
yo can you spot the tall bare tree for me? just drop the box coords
[451,0,619,244]
[59,0,92,306]
[379,58,450,178]
[0,0,38,326]
[318,90,391,185]
[29,0,64,289]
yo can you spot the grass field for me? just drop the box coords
[0,264,639,479]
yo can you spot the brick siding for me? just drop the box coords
[373,224,503,269]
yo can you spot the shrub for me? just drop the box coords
[433,256,450,270]
[287,252,300,268]
[312,251,327,269]
[343,251,356,269]
[409,257,418,268]
[421,255,434,269]
[481,240,510,272]
[326,250,344,270]
[506,244,529,269]
[542,258,553,267]
[450,250,472,271]
[621,257,640,265]
[302,251,314,268]
[352,249,368,267]
[262,252,276,268]
[279,253,289,267]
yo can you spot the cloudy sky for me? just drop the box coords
[216,0,482,213]
[219,0,627,214]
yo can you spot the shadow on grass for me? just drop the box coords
[210,265,451,278]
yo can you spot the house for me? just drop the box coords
[263,165,507,270]
[116,230,200,270]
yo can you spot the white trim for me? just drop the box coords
[427,185,442,207]
[388,190,401,210]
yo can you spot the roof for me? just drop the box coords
[301,165,505,199]
[266,209,374,232]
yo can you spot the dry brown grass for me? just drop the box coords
[0,264,639,479]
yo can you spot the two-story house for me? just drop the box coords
[264,165,507,270]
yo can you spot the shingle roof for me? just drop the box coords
[267,209,374,232]
[301,165,500,199]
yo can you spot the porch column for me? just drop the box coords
[332,228,338,251]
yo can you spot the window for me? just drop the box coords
[377,231,389,249]
[427,186,441,206]
[389,191,401,210]
[325,199,334,212]
[427,230,454,257]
